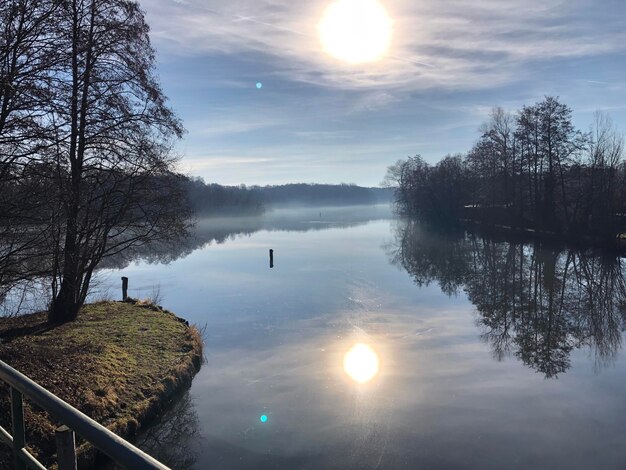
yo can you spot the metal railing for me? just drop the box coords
[0,359,170,470]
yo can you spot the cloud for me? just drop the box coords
[140,0,626,185]
[189,118,283,137]
[349,91,401,112]
[294,130,356,141]
[142,0,626,91]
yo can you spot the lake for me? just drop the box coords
[98,205,626,470]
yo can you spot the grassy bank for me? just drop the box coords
[0,301,203,468]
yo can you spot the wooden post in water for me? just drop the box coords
[55,425,77,470]
[269,249,274,268]
[121,277,128,301]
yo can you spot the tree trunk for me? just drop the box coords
[48,202,80,323]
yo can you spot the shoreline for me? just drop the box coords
[458,218,626,253]
[0,301,203,469]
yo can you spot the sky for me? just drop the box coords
[140,0,626,186]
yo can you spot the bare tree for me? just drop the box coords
[0,0,60,169]
[393,97,624,242]
[584,111,625,233]
[0,0,62,296]
[45,0,186,322]
[381,159,406,188]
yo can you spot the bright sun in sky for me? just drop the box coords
[318,0,393,64]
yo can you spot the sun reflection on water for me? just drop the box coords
[343,343,380,383]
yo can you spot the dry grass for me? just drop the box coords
[0,301,203,469]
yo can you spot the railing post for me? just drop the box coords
[121,276,128,301]
[11,387,26,470]
[55,425,77,470]
[1,359,170,469]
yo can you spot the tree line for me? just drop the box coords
[185,180,393,216]
[386,97,626,241]
[184,177,264,217]
[0,0,187,322]
[256,183,392,207]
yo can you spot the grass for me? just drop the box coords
[0,301,203,468]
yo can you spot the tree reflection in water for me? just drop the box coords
[388,220,626,378]
[101,390,200,470]
[1,205,392,316]
[134,391,201,469]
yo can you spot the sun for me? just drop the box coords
[318,0,393,64]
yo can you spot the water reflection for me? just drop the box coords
[0,205,391,315]
[100,390,201,470]
[114,218,626,469]
[100,205,392,271]
[131,391,201,469]
[343,343,380,383]
[389,220,626,378]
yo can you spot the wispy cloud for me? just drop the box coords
[141,0,626,185]
[189,118,283,137]
[143,0,626,91]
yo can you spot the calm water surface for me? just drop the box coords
[100,206,626,469]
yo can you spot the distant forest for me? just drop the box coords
[185,178,393,216]
[388,97,626,243]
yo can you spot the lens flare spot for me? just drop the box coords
[256,82,263,89]
[343,343,380,383]
[260,414,268,423]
